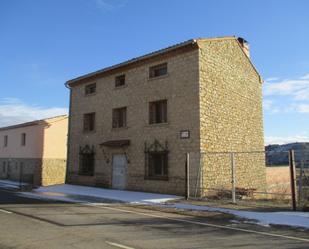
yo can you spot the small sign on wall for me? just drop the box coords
[180,130,190,139]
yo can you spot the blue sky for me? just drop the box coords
[0,0,309,144]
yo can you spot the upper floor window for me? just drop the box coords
[83,112,96,132]
[21,133,26,146]
[149,100,167,124]
[3,135,8,147]
[115,74,126,87]
[112,107,127,128]
[85,83,96,95]
[149,63,167,79]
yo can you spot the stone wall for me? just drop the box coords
[198,38,266,194]
[67,48,201,195]
[67,37,266,196]
[41,159,66,186]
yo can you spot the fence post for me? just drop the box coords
[186,153,190,200]
[289,149,297,211]
[231,152,236,204]
[19,163,23,191]
[298,160,304,208]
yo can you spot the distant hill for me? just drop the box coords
[265,142,309,166]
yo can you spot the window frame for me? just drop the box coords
[149,100,167,124]
[149,63,168,79]
[21,133,26,146]
[3,135,8,147]
[115,74,126,88]
[147,151,168,180]
[83,112,96,132]
[85,83,97,96]
[112,107,127,128]
[79,152,95,176]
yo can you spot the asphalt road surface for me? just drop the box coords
[0,188,308,249]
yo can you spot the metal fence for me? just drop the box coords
[295,150,309,210]
[0,161,35,190]
[186,149,309,210]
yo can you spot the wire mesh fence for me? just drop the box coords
[186,149,309,210]
[0,160,35,190]
[295,150,309,210]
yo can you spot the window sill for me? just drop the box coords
[83,130,96,134]
[114,84,128,90]
[148,73,169,81]
[145,176,168,181]
[111,126,128,131]
[78,173,94,177]
[146,122,169,128]
[84,93,97,97]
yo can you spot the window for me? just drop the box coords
[149,100,167,124]
[112,107,127,128]
[145,140,169,180]
[149,63,167,78]
[21,133,26,146]
[3,135,8,147]
[115,74,126,87]
[85,83,96,95]
[83,113,96,132]
[2,162,6,173]
[79,153,95,176]
[148,152,168,179]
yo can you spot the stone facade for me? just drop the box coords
[67,37,266,196]
[198,38,266,194]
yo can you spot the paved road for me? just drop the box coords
[0,189,308,249]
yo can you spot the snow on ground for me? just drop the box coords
[171,203,309,229]
[11,183,309,229]
[31,184,181,204]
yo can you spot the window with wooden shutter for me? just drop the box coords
[115,74,126,87]
[83,113,95,132]
[3,135,8,147]
[85,83,96,95]
[149,100,167,124]
[149,63,168,78]
[21,133,26,146]
[112,107,127,128]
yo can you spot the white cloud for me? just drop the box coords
[300,74,309,80]
[0,98,68,127]
[265,135,309,145]
[263,99,280,114]
[265,77,279,82]
[295,104,309,113]
[264,75,309,101]
[263,73,309,114]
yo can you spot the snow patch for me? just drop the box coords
[32,184,181,204]
[171,203,309,229]
[13,183,309,229]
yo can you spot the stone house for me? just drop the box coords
[66,37,266,195]
[0,115,68,186]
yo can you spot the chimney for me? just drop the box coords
[237,37,250,58]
